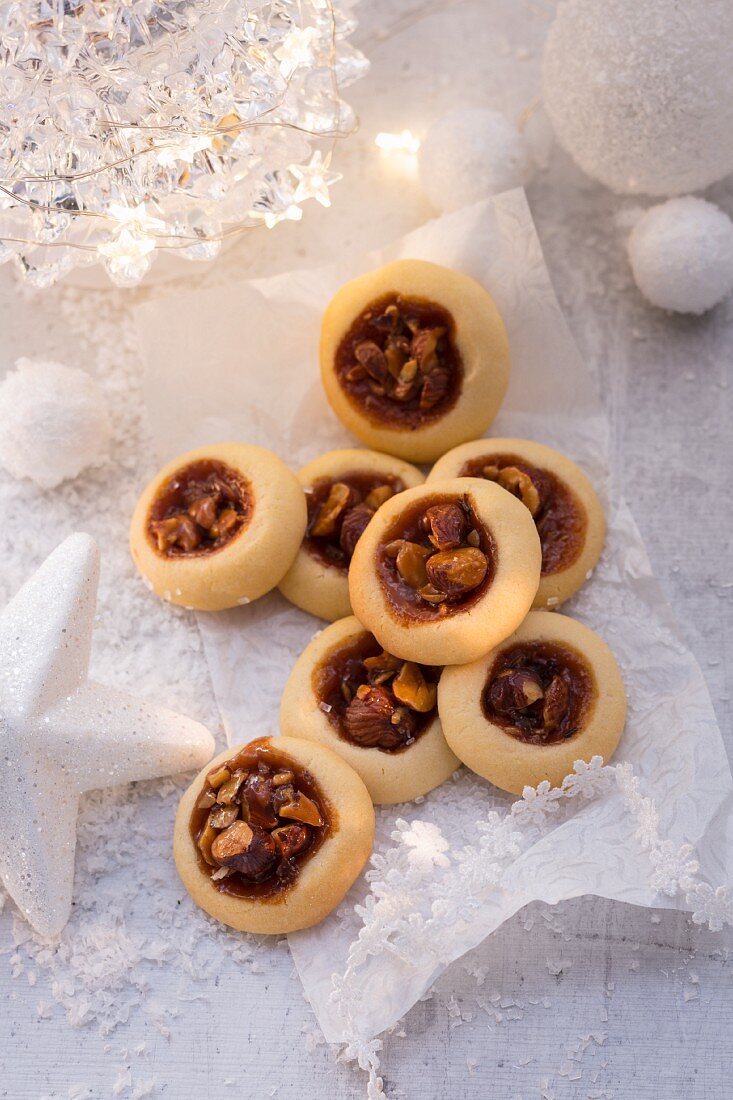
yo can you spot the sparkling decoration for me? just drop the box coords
[627,198,733,315]
[0,533,215,936]
[418,107,532,213]
[0,357,113,490]
[0,1,367,288]
[542,0,733,196]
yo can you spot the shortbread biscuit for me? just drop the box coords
[278,448,423,621]
[320,259,510,463]
[174,736,374,933]
[280,617,458,803]
[429,438,605,609]
[130,443,306,611]
[438,611,626,795]
[349,478,541,666]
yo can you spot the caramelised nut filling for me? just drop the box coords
[314,632,440,752]
[335,294,463,428]
[305,471,404,572]
[148,459,252,558]
[376,493,496,620]
[190,742,329,898]
[459,454,587,576]
[482,641,595,745]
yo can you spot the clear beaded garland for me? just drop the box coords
[0,0,367,287]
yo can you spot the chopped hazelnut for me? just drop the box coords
[423,501,467,551]
[344,685,405,749]
[395,541,432,589]
[277,791,324,828]
[211,821,278,880]
[497,466,542,516]
[206,765,231,789]
[542,674,570,730]
[364,484,395,510]
[272,824,311,860]
[187,495,219,529]
[311,482,352,538]
[425,546,488,596]
[216,769,247,805]
[392,662,437,713]
[339,503,374,559]
[209,803,239,830]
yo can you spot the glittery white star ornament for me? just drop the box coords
[0,533,215,937]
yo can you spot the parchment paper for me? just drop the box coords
[136,192,733,1043]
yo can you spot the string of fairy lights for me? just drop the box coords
[0,0,364,287]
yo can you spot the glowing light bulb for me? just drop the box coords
[290,151,342,208]
[375,130,421,155]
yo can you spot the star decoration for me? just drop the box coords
[106,202,165,233]
[0,533,214,937]
[98,227,157,285]
[290,151,342,208]
[256,202,304,229]
[156,134,212,167]
[275,25,320,78]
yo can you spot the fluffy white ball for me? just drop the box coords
[0,358,112,489]
[627,197,733,314]
[418,107,532,213]
[542,0,733,196]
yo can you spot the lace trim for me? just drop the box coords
[331,757,732,1096]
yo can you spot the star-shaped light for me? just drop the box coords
[98,228,157,286]
[253,203,304,229]
[0,534,215,937]
[290,151,342,208]
[275,25,320,78]
[106,202,165,233]
[157,134,212,167]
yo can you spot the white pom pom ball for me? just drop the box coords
[542,0,733,196]
[0,358,112,489]
[627,197,733,314]
[418,107,532,213]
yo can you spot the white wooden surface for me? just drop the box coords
[0,2,731,1097]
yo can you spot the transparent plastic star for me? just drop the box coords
[156,135,212,167]
[275,25,320,77]
[98,228,157,284]
[256,203,304,229]
[290,151,342,207]
[106,202,165,233]
[0,533,214,937]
